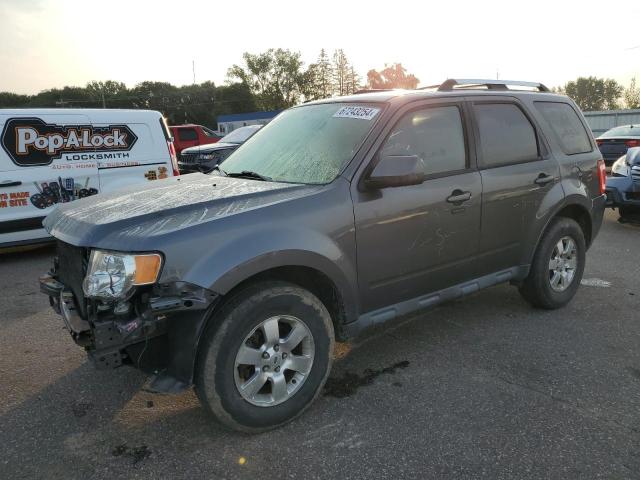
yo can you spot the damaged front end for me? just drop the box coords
[39,241,219,393]
[605,147,640,212]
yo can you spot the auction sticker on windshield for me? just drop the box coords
[333,106,380,121]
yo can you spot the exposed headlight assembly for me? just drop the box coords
[82,250,162,300]
[611,155,630,177]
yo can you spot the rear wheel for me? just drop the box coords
[519,218,586,309]
[195,281,334,432]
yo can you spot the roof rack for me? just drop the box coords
[353,88,395,94]
[419,78,550,92]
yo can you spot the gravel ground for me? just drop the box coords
[1,209,639,480]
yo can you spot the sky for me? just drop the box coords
[1,0,639,95]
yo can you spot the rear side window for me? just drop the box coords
[380,105,467,176]
[475,103,539,167]
[177,128,198,141]
[534,102,592,154]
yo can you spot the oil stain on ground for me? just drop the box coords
[112,444,152,464]
[324,360,410,398]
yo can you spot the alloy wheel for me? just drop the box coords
[548,236,578,292]
[234,315,315,407]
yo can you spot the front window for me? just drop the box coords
[221,125,261,144]
[220,103,383,184]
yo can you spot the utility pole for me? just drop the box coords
[192,60,196,84]
[101,90,106,108]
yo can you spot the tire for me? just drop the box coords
[194,281,334,433]
[519,217,586,309]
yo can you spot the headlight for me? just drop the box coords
[82,250,162,300]
[611,155,629,177]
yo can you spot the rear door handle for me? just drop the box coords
[534,174,555,186]
[446,190,472,204]
[0,180,22,188]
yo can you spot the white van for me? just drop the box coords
[0,109,179,248]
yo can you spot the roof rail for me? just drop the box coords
[353,89,395,94]
[434,78,550,92]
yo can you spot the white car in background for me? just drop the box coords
[0,109,180,248]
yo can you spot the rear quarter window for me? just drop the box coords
[534,102,592,155]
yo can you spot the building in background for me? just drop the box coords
[217,110,282,135]
[583,109,640,136]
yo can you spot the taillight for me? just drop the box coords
[597,159,606,195]
[167,141,180,176]
[596,139,603,146]
[625,139,640,148]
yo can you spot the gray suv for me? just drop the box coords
[40,79,607,432]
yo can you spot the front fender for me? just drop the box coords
[181,226,359,323]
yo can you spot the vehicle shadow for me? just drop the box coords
[0,360,147,478]
[0,243,56,324]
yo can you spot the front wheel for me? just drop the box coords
[194,281,334,432]
[519,217,586,309]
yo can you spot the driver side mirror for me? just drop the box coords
[364,154,426,190]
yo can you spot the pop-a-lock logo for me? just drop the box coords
[1,118,138,166]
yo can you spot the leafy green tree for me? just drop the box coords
[624,77,640,109]
[85,80,129,107]
[314,49,334,99]
[0,92,29,108]
[332,49,351,96]
[227,49,308,110]
[27,86,95,107]
[346,66,361,95]
[563,76,623,111]
[215,82,257,116]
[366,63,419,90]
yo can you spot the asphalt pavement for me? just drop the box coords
[1,209,639,480]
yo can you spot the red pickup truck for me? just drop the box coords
[169,124,222,155]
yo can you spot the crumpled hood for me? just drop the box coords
[181,142,238,154]
[44,173,319,248]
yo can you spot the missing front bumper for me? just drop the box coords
[40,270,220,391]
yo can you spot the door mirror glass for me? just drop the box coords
[364,154,426,189]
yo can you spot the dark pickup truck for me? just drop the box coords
[40,79,606,432]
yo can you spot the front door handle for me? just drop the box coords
[446,190,472,204]
[534,174,555,186]
[0,180,22,188]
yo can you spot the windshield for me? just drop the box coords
[202,126,220,138]
[221,125,262,144]
[600,125,639,138]
[220,103,382,184]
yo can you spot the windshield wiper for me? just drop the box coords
[226,170,272,181]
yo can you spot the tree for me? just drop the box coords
[346,66,361,95]
[332,49,351,96]
[86,80,128,108]
[304,49,333,101]
[227,49,309,110]
[624,77,640,109]
[366,63,419,90]
[0,92,29,108]
[563,76,623,111]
